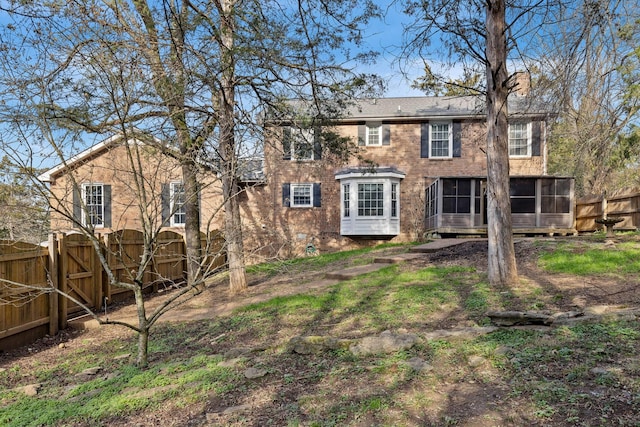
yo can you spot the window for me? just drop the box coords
[442,179,471,213]
[343,184,350,217]
[430,122,452,158]
[291,184,313,207]
[510,178,536,213]
[358,183,384,216]
[391,183,398,218]
[509,122,531,157]
[366,124,382,146]
[82,184,104,227]
[541,178,571,213]
[170,182,186,226]
[284,127,315,160]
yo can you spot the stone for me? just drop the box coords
[75,366,103,381]
[405,357,432,372]
[113,353,130,361]
[222,404,252,414]
[58,343,66,349]
[244,367,267,379]
[349,331,418,356]
[467,355,486,368]
[17,383,41,397]
[218,358,245,368]
[289,336,352,354]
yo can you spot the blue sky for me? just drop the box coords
[361,1,427,97]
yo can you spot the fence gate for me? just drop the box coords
[59,233,101,316]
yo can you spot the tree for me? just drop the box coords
[530,0,640,196]
[0,0,381,364]
[412,63,483,96]
[0,156,48,243]
[401,0,555,285]
[0,0,380,293]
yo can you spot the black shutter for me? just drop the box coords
[282,127,292,160]
[161,183,170,224]
[531,121,541,156]
[453,121,462,157]
[313,183,321,207]
[382,124,391,146]
[420,122,430,158]
[103,185,112,228]
[72,186,82,228]
[313,128,322,160]
[357,124,366,146]
[282,183,291,207]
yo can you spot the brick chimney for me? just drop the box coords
[511,71,531,96]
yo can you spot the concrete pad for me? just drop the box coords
[373,253,423,264]
[410,238,486,253]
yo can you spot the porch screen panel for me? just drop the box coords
[510,178,536,213]
[541,178,571,213]
[442,179,471,213]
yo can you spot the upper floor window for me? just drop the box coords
[170,182,186,226]
[82,183,104,227]
[430,122,452,158]
[366,124,382,146]
[284,127,315,161]
[509,122,531,157]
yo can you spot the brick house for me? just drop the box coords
[39,95,575,261]
[250,94,575,256]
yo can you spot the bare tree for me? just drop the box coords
[530,0,640,196]
[401,0,555,285]
[0,0,381,295]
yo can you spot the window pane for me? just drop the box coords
[84,184,104,226]
[512,198,535,213]
[358,183,384,216]
[509,123,529,156]
[442,179,456,195]
[510,179,535,196]
[171,183,186,224]
[292,184,312,206]
[442,197,456,213]
[367,126,380,145]
[458,179,471,195]
[457,197,471,213]
[431,123,450,157]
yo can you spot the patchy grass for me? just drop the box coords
[1,237,640,426]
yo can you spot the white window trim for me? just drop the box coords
[365,124,382,146]
[290,183,314,208]
[429,121,453,159]
[170,181,186,227]
[81,183,104,228]
[290,128,315,161]
[508,122,532,158]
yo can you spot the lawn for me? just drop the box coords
[1,234,639,426]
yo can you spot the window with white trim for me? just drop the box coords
[430,122,452,158]
[343,184,350,217]
[291,183,313,207]
[170,182,186,226]
[509,122,531,157]
[358,183,384,216]
[82,184,104,227]
[366,124,382,146]
[286,128,315,160]
[391,183,398,218]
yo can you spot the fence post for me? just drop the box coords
[58,233,68,330]
[48,233,59,336]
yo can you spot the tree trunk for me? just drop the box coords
[485,0,518,286]
[134,286,149,368]
[182,157,202,287]
[219,0,247,294]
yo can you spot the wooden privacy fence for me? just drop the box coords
[576,191,640,232]
[0,229,226,351]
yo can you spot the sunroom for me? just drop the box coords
[335,167,405,236]
[425,176,576,236]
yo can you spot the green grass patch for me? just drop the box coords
[539,244,640,275]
